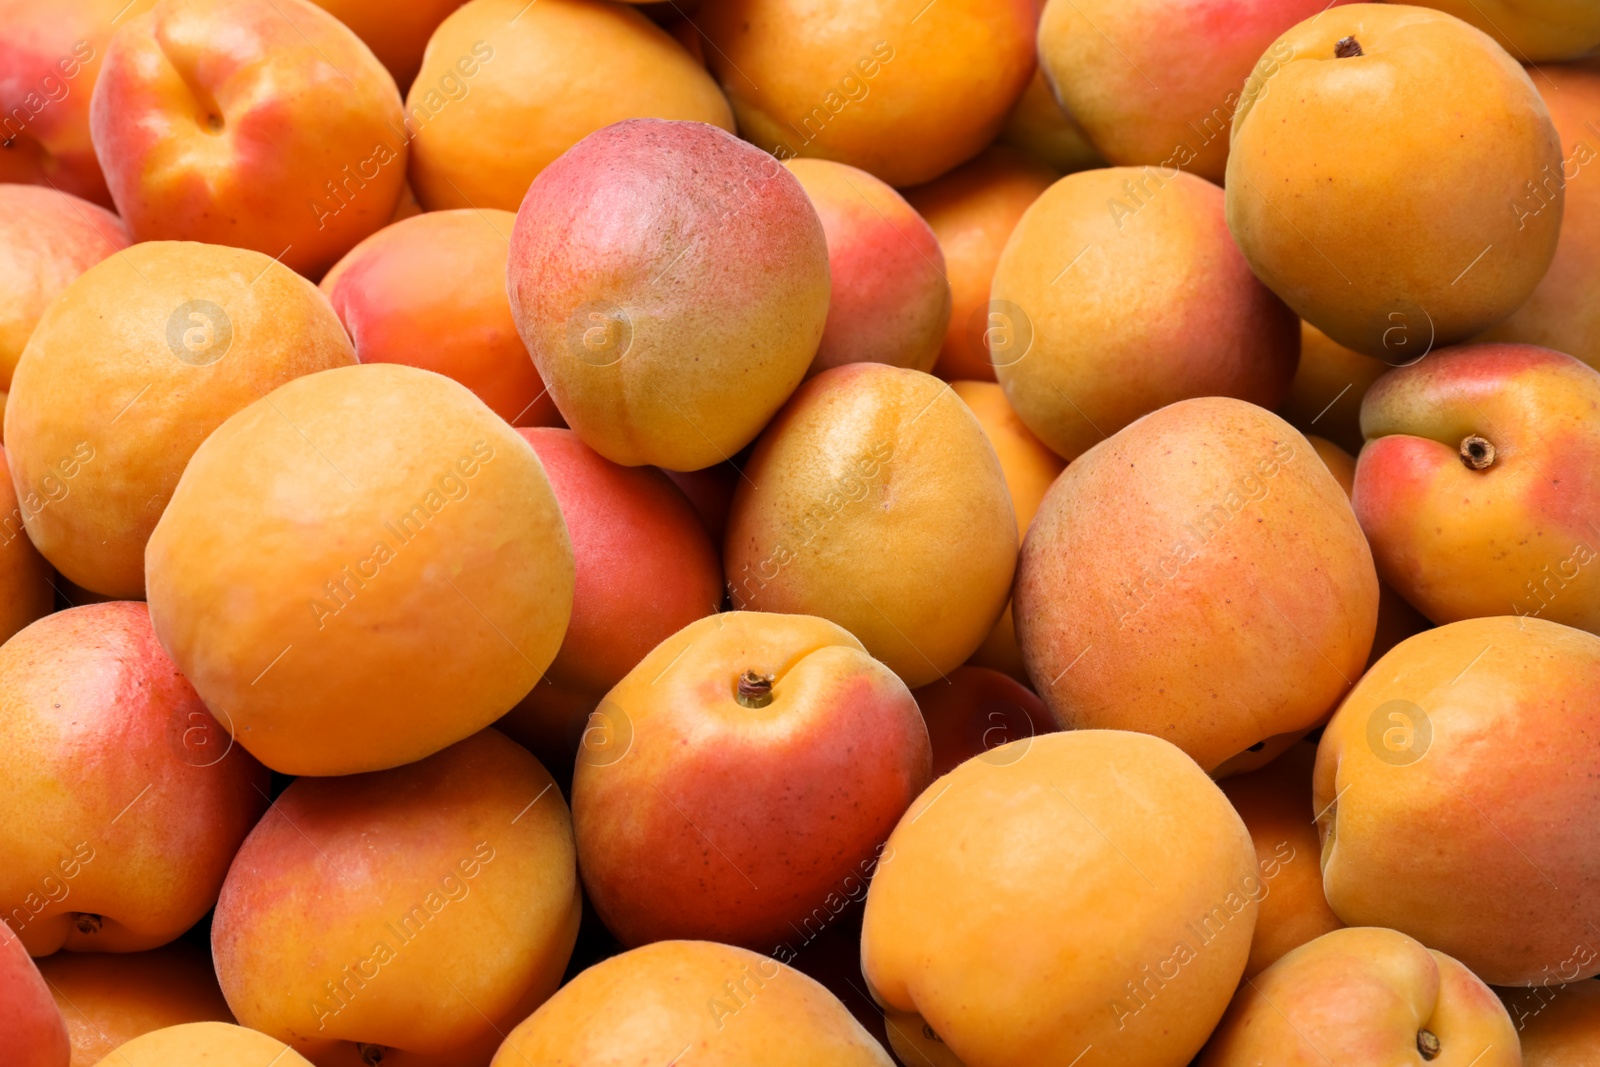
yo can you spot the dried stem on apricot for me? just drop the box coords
[1459,435,1496,470]
[72,912,103,934]
[1417,1029,1441,1060]
[1335,36,1364,58]
[735,670,775,709]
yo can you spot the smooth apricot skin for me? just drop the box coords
[863,730,1257,1067]
[1016,398,1378,774]
[784,159,949,376]
[572,612,930,948]
[910,666,1051,779]
[1353,344,1600,633]
[1039,0,1347,183]
[698,0,1036,187]
[1218,742,1344,979]
[1227,4,1564,358]
[903,148,1058,382]
[993,167,1298,462]
[407,0,732,212]
[1501,979,1600,1063]
[5,241,356,598]
[321,210,558,426]
[38,944,233,1067]
[0,446,54,645]
[0,0,154,207]
[0,603,269,955]
[306,0,465,89]
[0,185,130,426]
[1278,321,1392,456]
[492,941,893,1066]
[89,0,406,279]
[145,364,574,777]
[725,364,1017,688]
[1198,927,1519,1066]
[214,730,578,1060]
[1,924,70,1067]
[88,1022,313,1067]
[1417,0,1600,60]
[998,68,1105,177]
[1480,64,1600,366]
[509,118,830,471]
[1315,616,1600,985]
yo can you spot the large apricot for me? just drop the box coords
[903,147,1057,383]
[4,241,355,598]
[144,364,574,776]
[0,445,53,645]
[863,730,1257,1067]
[992,167,1297,462]
[1016,397,1378,774]
[725,364,1016,687]
[508,119,830,471]
[407,0,732,212]
[784,159,949,376]
[1415,0,1600,60]
[491,941,892,1066]
[1038,0,1345,183]
[88,1022,312,1067]
[1277,321,1392,456]
[1,923,69,1067]
[1227,4,1564,358]
[321,210,558,426]
[1316,616,1600,985]
[697,0,1035,187]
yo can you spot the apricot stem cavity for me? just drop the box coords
[72,912,103,934]
[1335,36,1364,58]
[1459,435,1496,470]
[736,670,775,709]
[1417,1028,1441,1060]
[357,1043,387,1065]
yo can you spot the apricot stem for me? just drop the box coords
[735,670,775,709]
[357,1043,387,1065]
[1335,36,1364,58]
[1417,1029,1441,1060]
[72,913,102,934]
[1459,435,1496,471]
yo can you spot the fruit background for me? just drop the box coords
[1,0,1598,1064]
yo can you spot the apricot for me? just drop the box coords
[5,241,355,598]
[321,210,559,427]
[492,940,892,1066]
[1416,0,1600,60]
[0,185,129,428]
[144,363,573,776]
[213,730,578,1061]
[0,603,268,955]
[1277,321,1392,456]
[1038,0,1343,183]
[992,167,1298,462]
[497,427,721,773]
[407,0,732,212]
[697,0,1036,187]
[863,730,1257,1067]
[1315,616,1600,985]
[1199,927,1518,1066]
[0,0,153,207]
[306,0,466,89]
[1016,397,1378,774]
[663,462,739,543]
[1226,4,1564,358]
[997,69,1105,177]
[89,0,406,278]
[508,119,830,471]
[1353,343,1600,633]
[1480,64,1600,367]
[903,147,1057,382]
[784,158,949,376]
[0,446,53,645]
[910,666,1050,779]
[572,612,929,948]
[38,944,233,1067]
[1217,742,1343,978]
[724,364,1017,687]
[1501,979,1600,1062]
[1,923,69,1067]
[88,1022,312,1067]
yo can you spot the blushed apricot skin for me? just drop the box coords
[1198,928,1519,1067]
[1416,0,1600,60]
[784,159,949,376]
[0,924,70,1067]
[321,210,559,427]
[903,148,1058,383]
[0,603,269,956]
[992,167,1298,462]
[306,0,465,89]
[407,0,732,212]
[509,119,830,472]
[572,612,930,949]
[0,446,54,645]
[89,0,406,279]
[1353,343,1600,634]
[697,0,1036,188]
[5,241,356,598]
[1500,978,1600,1062]
[724,364,1017,688]
[491,941,893,1066]
[1039,0,1349,183]
[1016,398,1378,774]
[1226,4,1564,359]
[1278,321,1392,456]
[910,666,1051,779]
[1315,616,1600,985]
[863,730,1257,1067]
[1480,65,1600,366]
[88,1022,313,1067]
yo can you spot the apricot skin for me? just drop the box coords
[910,665,1052,779]
[88,1022,313,1067]
[1416,0,1600,60]
[1277,321,1391,456]
[1,924,70,1067]
[306,0,466,89]
[0,445,54,646]
[1500,979,1600,1063]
